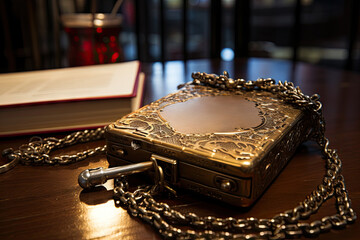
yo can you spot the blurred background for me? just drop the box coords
[0,0,359,73]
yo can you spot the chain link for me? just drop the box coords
[1,72,356,239]
[112,72,356,239]
[1,128,106,168]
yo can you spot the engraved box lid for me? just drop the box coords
[107,84,303,176]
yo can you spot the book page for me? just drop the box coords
[0,72,146,137]
[0,61,140,106]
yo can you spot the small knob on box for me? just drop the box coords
[220,180,233,191]
[214,176,237,192]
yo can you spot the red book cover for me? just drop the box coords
[0,61,145,137]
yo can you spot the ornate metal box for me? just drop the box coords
[106,83,312,207]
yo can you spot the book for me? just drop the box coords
[0,61,145,137]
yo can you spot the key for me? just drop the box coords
[78,161,153,189]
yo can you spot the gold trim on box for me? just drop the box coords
[114,84,302,168]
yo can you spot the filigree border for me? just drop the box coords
[115,84,301,162]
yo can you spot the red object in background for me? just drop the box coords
[62,14,124,66]
[65,27,124,66]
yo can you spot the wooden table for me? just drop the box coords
[1,58,359,239]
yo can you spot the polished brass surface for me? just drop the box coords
[1,59,359,240]
[107,70,356,239]
[107,82,311,206]
[159,95,263,133]
[111,84,303,169]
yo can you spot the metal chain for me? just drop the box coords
[1,128,106,172]
[1,71,356,239]
[112,72,356,239]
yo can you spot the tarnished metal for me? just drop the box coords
[1,71,356,239]
[0,149,20,173]
[107,73,311,206]
[0,128,106,172]
[110,71,356,239]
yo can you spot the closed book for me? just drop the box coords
[0,61,144,137]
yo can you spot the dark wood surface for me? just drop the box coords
[1,58,359,239]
